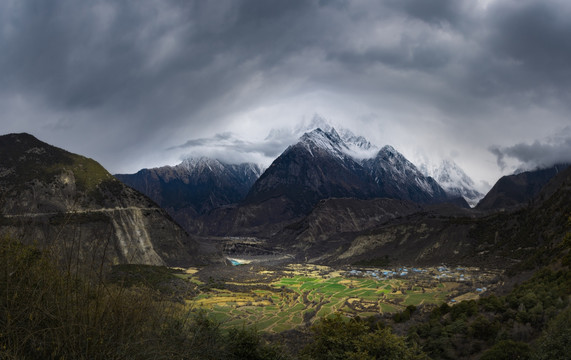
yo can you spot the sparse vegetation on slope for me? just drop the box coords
[406,220,571,359]
[0,133,112,192]
[0,236,287,359]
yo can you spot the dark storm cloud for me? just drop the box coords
[464,0,571,104]
[0,1,325,127]
[1,0,570,185]
[388,0,461,26]
[489,1,571,73]
[490,127,571,171]
[3,0,570,122]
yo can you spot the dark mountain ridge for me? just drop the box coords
[293,164,571,268]
[115,157,262,234]
[116,157,262,215]
[476,164,570,210]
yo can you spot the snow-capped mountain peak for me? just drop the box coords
[419,159,483,207]
[299,127,349,159]
[297,125,379,162]
[360,145,451,203]
[180,156,224,173]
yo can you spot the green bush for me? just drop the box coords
[301,314,426,360]
[532,307,571,360]
[225,327,290,360]
[480,340,531,360]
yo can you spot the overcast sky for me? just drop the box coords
[2,0,571,192]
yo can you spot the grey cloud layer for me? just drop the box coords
[4,1,569,114]
[490,128,571,171]
[169,131,287,159]
[1,0,570,179]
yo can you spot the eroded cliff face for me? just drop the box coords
[1,206,199,267]
[0,133,215,267]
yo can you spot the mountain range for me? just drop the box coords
[1,130,568,270]
[110,122,570,268]
[117,126,472,237]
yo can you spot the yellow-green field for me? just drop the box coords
[187,269,460,333]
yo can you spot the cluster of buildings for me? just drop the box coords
[345,265,493,288]
[345,266,450,280]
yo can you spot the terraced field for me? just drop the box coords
[189,270,457,333]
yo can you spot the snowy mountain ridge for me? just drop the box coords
[293,115,379,160]
[115,156,263,216]
[291,123,474,206]
[375,145,438,196]
[299,127,349,161]
[273,127,456,205]
[180,156,264,178]
[420,159,484,207]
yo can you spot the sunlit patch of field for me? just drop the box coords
[183,265,465,333]
[453,291,481,302]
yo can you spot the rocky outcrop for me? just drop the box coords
[0,133,218,267]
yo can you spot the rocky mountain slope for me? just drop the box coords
[115,157,262,232]
[243,128,379,214]
[363,145,453,204]
[268,198,424,262]
[297,164,571,268]
[0,133,217,267]
[476,164,569,210]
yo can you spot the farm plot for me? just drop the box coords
[189,272,454,333]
